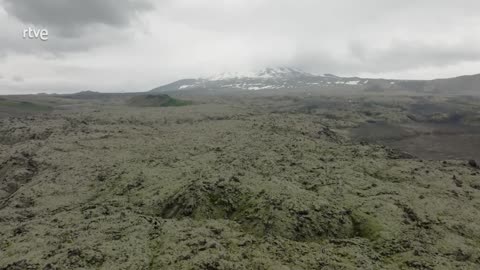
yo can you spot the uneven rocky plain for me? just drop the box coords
[1,91,480,269]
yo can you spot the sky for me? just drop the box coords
[1,0,480,94]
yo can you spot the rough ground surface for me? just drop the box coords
[1,93,480,269]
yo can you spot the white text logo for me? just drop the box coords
[23,27,49,41]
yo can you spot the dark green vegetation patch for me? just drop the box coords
[127,94,192,107]
[0,99,52,114]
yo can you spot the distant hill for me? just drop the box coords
[127,94,192,107]
[60,91,113,100]
[430,74,480,94]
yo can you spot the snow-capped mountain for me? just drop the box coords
[150,67,379,92]
[150,67,480,94]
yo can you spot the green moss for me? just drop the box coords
[0,100,52,112]
[163,97,193,107]
[127,94,192,107]
[352,212,383,241]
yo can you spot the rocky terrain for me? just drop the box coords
[1,86,480,269]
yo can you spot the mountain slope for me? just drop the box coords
[150,67,375,92]
[430,73,480,94]
[150,67,480,95]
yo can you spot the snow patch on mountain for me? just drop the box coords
[150,67,382,93]
[206,67,311,81]
[345,80,360,85]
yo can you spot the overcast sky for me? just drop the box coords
[1,0,480,94]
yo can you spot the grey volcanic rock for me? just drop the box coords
[469,159,478,168]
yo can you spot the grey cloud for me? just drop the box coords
[291,40,480,76]
[0,0,143,57]
[289,52,348,76]
[2,0,480,95]
[354,41,480,73]
[153,0,480,77]
[2,0,153,37]
[0,26,130,57]
[12,75,24,82]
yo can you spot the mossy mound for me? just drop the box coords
[159,178,355,241]
[127,94,192,107]
[0,99,52,112]
[0,152,38,201]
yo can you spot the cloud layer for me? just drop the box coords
[1,0,480,94]
[3,0,152,36]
